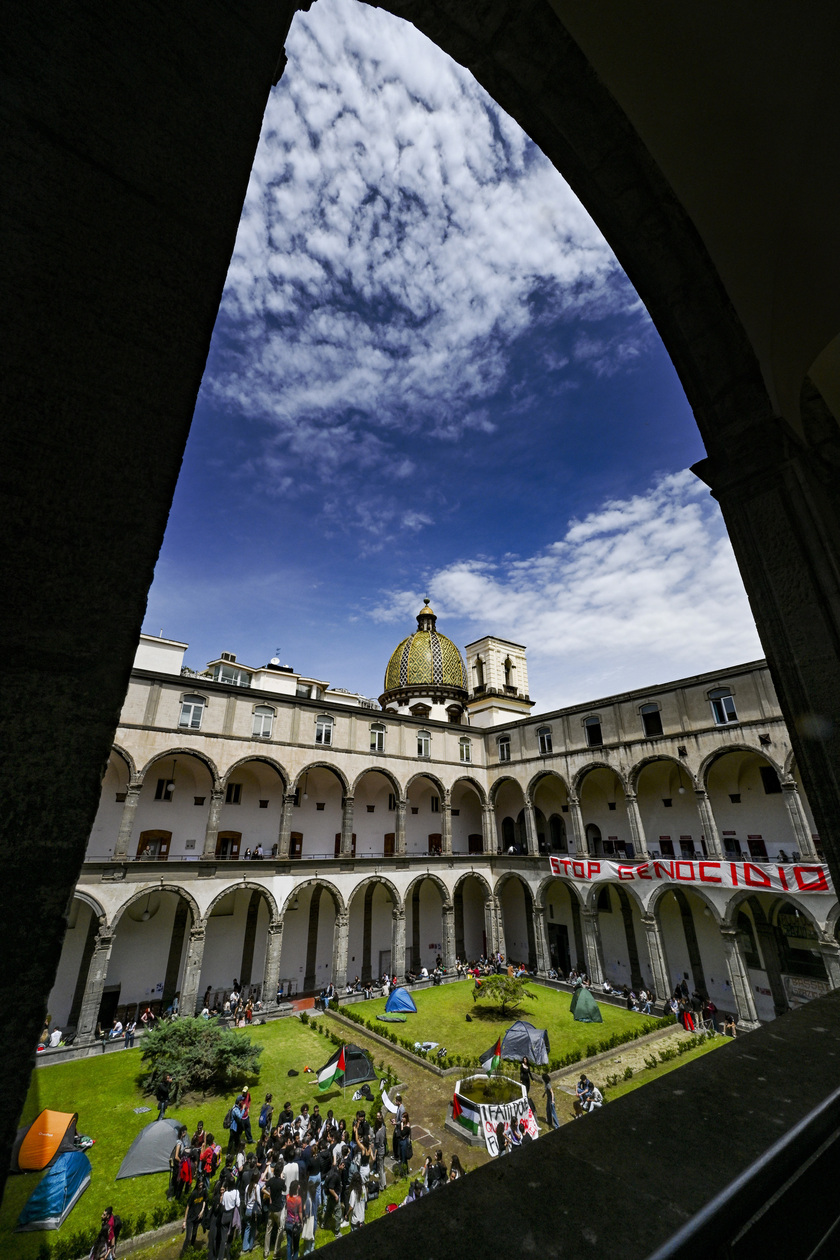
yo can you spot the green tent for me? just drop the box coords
[570,985,603,1023]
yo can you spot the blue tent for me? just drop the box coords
[385,986,417,1014]
[16,1150,91,1232]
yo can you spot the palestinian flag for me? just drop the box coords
[480,1037,502,1072]
[452,1093,480,1136]
[317,1045,346,1092]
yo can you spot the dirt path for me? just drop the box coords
[553,1022,705,1098]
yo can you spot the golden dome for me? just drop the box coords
[383,603,467,695]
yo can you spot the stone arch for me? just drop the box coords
[221,755,289,790]
[111,743,137,781]
[351,765,404,801]
[536,873,585,908]
[294,761,350,796]
[453,869,492,901]
[404,870,451,909]
[450,775,488,807]
[109,883,201,930]
[574,761,627,796]
[699,743,785,788]
[405,770,447,799]
[347,874,403,915]
[823,901,840,940]
[647,881,723,926]
[280,878,346,919]
[138,746,220,788]
[493,868,537,902]
[72,889,107,922]
[205,880,279,922]
[489,775,526,806]
[584,878,644,916]
[721,888,824,938]
[629,754,697,794]
[527,768,570,800]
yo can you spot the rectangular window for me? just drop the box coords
[538,730,553,755]
[252,708,274,738]
[225,782,241,805]
[430,796,440,813]
[315,721,333,746]
[584,719,603,748]
[498,738,511,763]
[759,766,783,794]
[370,727,385,752]
[296,684,313,699]
[178,698,204,730]
[154,778,174,801]
[460,740,472,763]
[641,708,663,736]
[417,732,430,757]
[388,793,396,811]
[711,692,738,724]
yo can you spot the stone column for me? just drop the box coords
[533,902,550,974]
[331,911,349,988]
[179,923,207,1016]
[484,895,502,957]
[567,795,587,855]
[523,798,539,855]
[720,926,761,1029]
[442,903,456,970]
[76,924,114,1042]
[818,938,840,991]
[624,792,648,860]
[441,793,453,855]
[340,796,355,857]
[481,804,495,854]
[262,918,284,1010]
[579,908,605,986]
[113,782,141,859]
[640,913,671,1002]
[202,787,225,858]
[391,907,406,981]
[782,781,819,860]
[278,792,296,858]
[395,800,407,855]
[694,789,724,858]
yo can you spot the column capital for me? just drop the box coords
[442,902,454,916]
[210,785,225,800]
[624,790,638,802]
[188,923,206,943]
[94,926,114,949]
[694,786,710,799]
[266,918,283,938]
[392,906,405,922]
[342,794,355,807]
[125,780,142,796]
[335,910,349,928]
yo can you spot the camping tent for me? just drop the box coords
[16,1151,91,1232]
[11,1110,79,1172]
[116,1117,183,1180]
[499,1021,551,1065]
[570,986,603,1023]
[385,986,417,1014]
[317,1044,376,1090]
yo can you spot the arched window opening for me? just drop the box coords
[538,726,553,755]
[586,822,602,855]
[640,703,663,737]
[370,722,386,752]
[501,816,516,851]
[179,694,206,730]
[497,734,511,763]
[459,737,472,764]
[315,715,334,746]
[252,704,275,738]
[549,814,567,853]
[709,688,738,725]
[776,903,826,980]
[474,656,484,689]
[417,730,431,758]
[584,716,603,748]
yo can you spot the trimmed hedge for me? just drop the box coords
[35,1199,181,1260]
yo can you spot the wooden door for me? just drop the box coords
[334,832,356,856]
[468,834,483,854]
[216,831,241,859]
[428,833,442,855]
[136,830,171,860]
[384,833,395,856]
[290,832,303,859]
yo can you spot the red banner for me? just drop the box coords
[547,855,833,894]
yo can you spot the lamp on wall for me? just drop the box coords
[141,894,152,921]
[302,772,309,801]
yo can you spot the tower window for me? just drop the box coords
[537,727,553,755]
[497,735,511,763]
[315,715,334,746]
[178,694,205,730]
[417,730,431,758]
[225,782,241,805]
[640,703,663,737]
[459,737,472,763]
[252,704,275,738]
[584,717,603,747]
[709,688,738,725]
[370,722,386,752]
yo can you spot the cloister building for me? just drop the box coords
[52,604,840,1044]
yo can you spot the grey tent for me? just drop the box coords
[570,985,603,1023]
[116,1117,183,1179]
[499,1020,550,1065]
[316,1044,376,1090]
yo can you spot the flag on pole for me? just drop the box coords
[480,1037,502,1072]
[452,1094,481,1136]
[317,1046,346,1092]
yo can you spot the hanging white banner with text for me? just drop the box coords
[547,855,834,895]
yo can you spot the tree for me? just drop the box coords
[141,1018,262,1100]
[472,975,536,1017]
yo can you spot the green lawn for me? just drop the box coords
[0,1020,365,1258]
[351,980,657,1064]
[603,1032,732,1101]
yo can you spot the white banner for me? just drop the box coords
[548,855,833,894]
[480,1097,540,1156]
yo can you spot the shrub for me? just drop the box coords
[135,1211,147,1236]
[623,1065,633,1080]
[140,1017,262,1101]
[152,1205,166,1229]
[299,1011,310,1026]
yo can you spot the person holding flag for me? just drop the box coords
[318,1045,346,1092]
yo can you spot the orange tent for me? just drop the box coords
[11,1111,78,1172]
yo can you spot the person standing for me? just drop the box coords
[323,1156,344,1237]
[348,1171,365,1230]
[263,1162,287,1258]
[124,1016,136,1049]
[542,1073,559,1130]
[181,1174,209,1257]
[372,1115,387,1190]
[285,1179,303,1260]
[519,1057,534,1110]
[156,1073,173,1121]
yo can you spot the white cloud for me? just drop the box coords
[370,471,764,708]
[209,0,645,502]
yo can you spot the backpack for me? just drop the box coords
[223,1107,233,1130]
[112,1215,123,1242]
[259,1103,270,1129]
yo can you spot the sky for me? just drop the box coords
[143,0,763,711]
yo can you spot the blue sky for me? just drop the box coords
[143,0,762,710]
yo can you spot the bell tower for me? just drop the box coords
[464,636,534,727]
